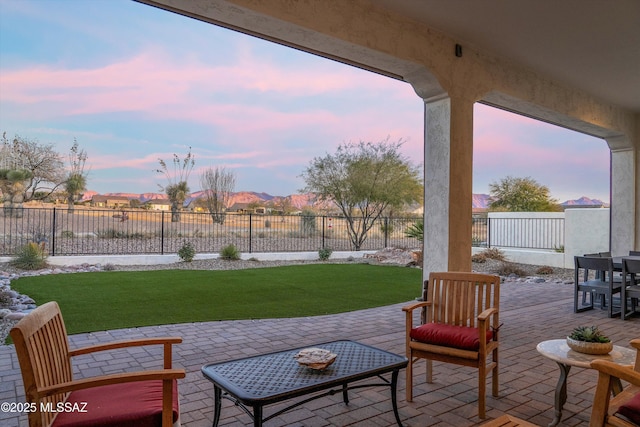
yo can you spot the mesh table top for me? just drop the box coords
[201,340,407,403]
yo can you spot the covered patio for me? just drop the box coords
[2,278,638,426]
[135,0,640,275]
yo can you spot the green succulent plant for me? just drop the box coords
[568,326,610,343]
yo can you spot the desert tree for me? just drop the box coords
[199,166,236,224]
[488,176,561,212]
[64,139,89,213]
[156,147,195,222]
[301,138,422,250]
[0,133,65,211]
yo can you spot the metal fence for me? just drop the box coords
[0,207,423,256]
[471,215,565,250]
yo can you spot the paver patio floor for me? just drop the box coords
[1,278,638,426]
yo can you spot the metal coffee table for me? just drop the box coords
[201,340,408,427]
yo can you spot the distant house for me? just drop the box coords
[145,199,172,211]
[90,195,133,209]
[228,203,266,214]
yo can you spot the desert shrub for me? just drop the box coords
[0,289,12,306]
[380,222,394,236]
[481,247,507,261]
[471,253,487,263]
[103,263,116,271]
[10,242,47,270]
[264,219,271,228]
[554,245,565,253]
[220,244,241,260]
[496,262,527,277]
[318,247,333,261]
[178,241,196,262]
[61,230,75,238]
[97,228,119,239]
[300,210,317,236]
[404,219,423,242]
[536,265,554,275]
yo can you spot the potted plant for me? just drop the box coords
[566,326,613,355]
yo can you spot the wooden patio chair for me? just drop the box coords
[589,339,640,427]
[10,301,185,427]
[622,257,640,320]
[574,256,622,318]
[403,271,500,419]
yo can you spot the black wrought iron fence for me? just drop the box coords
[0,207,423,256]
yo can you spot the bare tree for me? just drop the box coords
[0,133,65,207]
[156,147,195,222]
[64,139,89,213]
[199,166,236,224]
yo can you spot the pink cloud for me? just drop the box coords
[1,49,401,118]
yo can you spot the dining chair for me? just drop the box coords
[622,257,640,320]
[403,271,500,419]
[574,256,622,318]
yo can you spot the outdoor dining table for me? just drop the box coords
[612,255,640,270]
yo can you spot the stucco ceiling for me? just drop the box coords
[376,0,640,112]
[138,0,640,113]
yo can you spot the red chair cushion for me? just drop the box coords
[616,391,640,425]
[52,379,178,427]
[410,323,493,351]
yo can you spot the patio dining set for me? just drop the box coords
[574,251,640,320]
[4,257,640,427]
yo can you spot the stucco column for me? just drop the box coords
[423,95,474,281]
[609,144,637,254]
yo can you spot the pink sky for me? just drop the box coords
[0,0,610,202]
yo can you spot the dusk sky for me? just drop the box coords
[0,0,611,203]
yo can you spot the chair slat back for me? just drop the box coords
[623,257,640,286]
[426,272,500,327]
[10,301,73,427]
[575,256,613,282]
[623,257,640,274]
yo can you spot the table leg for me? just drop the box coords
[342,384,349,404]
[212,386,222,427]
[253,404,263,427]
[548,362,571,427]
[391,369,404,427]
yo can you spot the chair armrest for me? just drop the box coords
[36,369,186,399]
[70,337,182,369]
[69,337,182,356]
[477,307,498,322]
[591,360,640,385]
[630,339,640,351]
[402,300,430,313]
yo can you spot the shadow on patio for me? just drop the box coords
[1,279,638,426]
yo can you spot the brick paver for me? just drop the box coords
[1,279,638,426]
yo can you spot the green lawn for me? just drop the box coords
[11,264,421,334]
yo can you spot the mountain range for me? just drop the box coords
[82,191,608,210]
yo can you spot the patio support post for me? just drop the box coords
[422,94,474,281]
[608,143,638,253]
